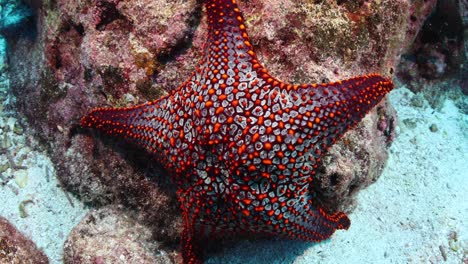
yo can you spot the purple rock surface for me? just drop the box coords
[0,217,49,263]
[63,206,178,264]
[397,0,467,110]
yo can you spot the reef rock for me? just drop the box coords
[63,206,177,264]
[314,99,397,212]
[6,0,432,253]
[0,217,49,263]
[397,0,467,110]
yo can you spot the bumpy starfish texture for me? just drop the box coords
[81,0,394,263]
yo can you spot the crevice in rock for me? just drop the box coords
[96,1,128,31]
[156,2,203,66]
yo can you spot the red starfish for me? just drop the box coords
[81,0,394,263]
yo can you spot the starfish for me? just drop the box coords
[81,0,394,263]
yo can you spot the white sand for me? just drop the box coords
[0,37,88,263]
[207,87,467,264]
[0,146,88,263]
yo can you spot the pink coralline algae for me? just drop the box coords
[0,217,49,264]
[63,207,178,264]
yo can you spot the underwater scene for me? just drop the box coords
[0,0,466,263]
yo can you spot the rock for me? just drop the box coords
[402,118,417,129]
[236,0,435,83]
[313,99,397,212]
[6,0,431,255]
[13,169,28,188]
[0,216,49,263]
[410,93,425,108]
[397,0,467,108]
[59,134,182,244]
[13,123,23,135]
[63,206,177,264]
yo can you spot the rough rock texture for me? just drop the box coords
[6,0,433,255]
[0,217,49,264]
[314,99,396,212]
[235,0,435,83]
[397,0,467,111]
[8,0,187,245]
[63,206,178,264]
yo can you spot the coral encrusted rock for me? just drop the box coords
[397,0,467,110]
[6,0,434,253]
[0,217,49,263]
[63,206,178,264]
[314,99,397,212]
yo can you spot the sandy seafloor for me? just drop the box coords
[0,35,467,263]
[0,36,88,263]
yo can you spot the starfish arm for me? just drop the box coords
[293,74,394,155]
[80,95,182,170]
[181,229,202,264]
[243,198,350,241]
[184,185,350,243]
[277,199,350,241]
[203,0,264,71]
[181,211,203,264]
